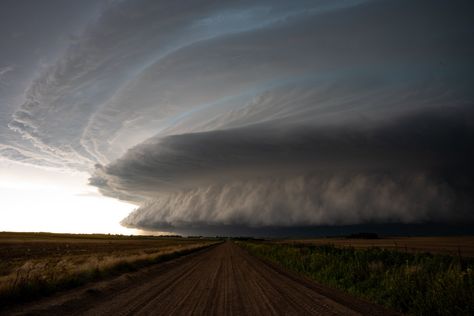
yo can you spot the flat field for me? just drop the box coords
[0,232,217,304]
[277,236,474,257]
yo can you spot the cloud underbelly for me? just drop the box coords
[120,172,457,229]
[90,105,474,230]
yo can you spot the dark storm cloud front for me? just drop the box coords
[91,105,474,229]
[1,0,473,233]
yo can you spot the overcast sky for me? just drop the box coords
[1,0,473,235]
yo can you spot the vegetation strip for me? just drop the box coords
[0,241,220,307]
[237,241,474,316]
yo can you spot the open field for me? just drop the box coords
[0,232,218,305]
[4,242,395,316]
[3,234,472,315]
[239,240,474,316]
[277,236,474,257]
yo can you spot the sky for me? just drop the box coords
[0,0,473,236]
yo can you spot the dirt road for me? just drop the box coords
[6,242,398,315]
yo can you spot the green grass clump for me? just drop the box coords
[238,242,474,315]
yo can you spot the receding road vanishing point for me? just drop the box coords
[5,242,397,316]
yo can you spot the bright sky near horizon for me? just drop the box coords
[0,162,139,234]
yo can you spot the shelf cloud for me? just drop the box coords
[1,0,473,233]
[91,105,474,229]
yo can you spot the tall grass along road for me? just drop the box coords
[239,241,474,316]
[4,241,396,316]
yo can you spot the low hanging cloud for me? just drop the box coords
[91,105,474,230]
[121,173,457,229]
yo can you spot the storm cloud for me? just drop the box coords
[91,105,474,229]
[1,0,474,233]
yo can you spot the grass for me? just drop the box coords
[238,241,474,316]
[278,236,474,257]
[0,232,220,307]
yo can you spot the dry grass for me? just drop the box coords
[277,236,474,257]
[0,232,219,304]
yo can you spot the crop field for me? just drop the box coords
[239,240,474,316]
[277,236,474,257]
[0,232,218,305]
